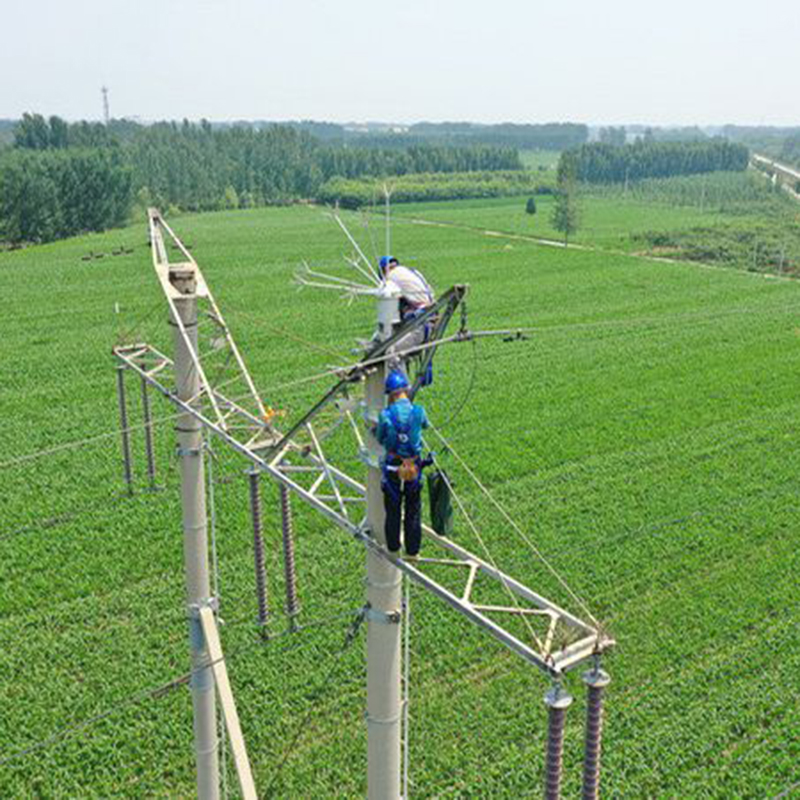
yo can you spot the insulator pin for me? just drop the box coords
[248,469,269,629]
[582,668,610,800]
[544,684,573,800]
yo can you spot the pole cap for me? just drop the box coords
[544,684,574,710]
[582,667,611,689]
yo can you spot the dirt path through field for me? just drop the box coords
[402,215,798,284]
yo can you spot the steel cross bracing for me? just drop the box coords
[147,209,276,449]
[113,219,611,677]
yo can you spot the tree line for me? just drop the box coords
[318,170,554,209]
[0,114,523,243]
[560,139,749,184]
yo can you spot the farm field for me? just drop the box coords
[392,171,800,272]
[2,203,800,796]
[392,193,724,251]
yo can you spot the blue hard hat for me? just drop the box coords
[384,369,410,394]
[379,255,397,273]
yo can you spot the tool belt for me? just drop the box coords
[385,453,420,483]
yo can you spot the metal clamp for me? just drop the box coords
[187,597,220,618]
[358,446,380,468]
[365,711,402,725]
[365,604,402,625]
[175,445,203,457]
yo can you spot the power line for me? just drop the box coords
[430,422,601,629]
[0,607,364,770]
[0,412,179,472]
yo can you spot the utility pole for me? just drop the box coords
[101,86,110,126]
[365,284,402,799]
[172,266,220,800]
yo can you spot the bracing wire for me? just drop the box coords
[0,412,180,471]
[428,422,602,631]
[423,446,548,652]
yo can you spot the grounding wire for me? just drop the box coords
[423,441,548,653]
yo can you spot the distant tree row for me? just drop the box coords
[0,148,132,243]
[318,170,553,209]
[560,139,749,184]
[1,114,523,242]
[405,122,589,150]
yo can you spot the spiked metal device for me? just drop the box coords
[113,209,614,799]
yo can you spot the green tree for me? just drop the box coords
[552,156,579,246]
[525,196,537,214]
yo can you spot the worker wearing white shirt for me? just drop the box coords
[379,255,436,379]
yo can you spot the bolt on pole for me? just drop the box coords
[172,272,220,800]
[279,481,300,626]
[544,683,573,800]
[115,365,134,494]
[248,468,269,630]
[140,374,157,488]
[581,666,610,800]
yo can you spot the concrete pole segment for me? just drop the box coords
[172,274,220,800]
[581,667,610,800]
[366,285,402,799]
[544,683,573,800]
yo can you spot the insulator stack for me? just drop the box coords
[544,684,573,800]
[248,468,269,629]
[116,366,133,493]
[582,668,611,800]
[279,482,300,626]
[140,375,157,488]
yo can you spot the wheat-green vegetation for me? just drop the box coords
[392,171,800,274]
[2,204,799,796]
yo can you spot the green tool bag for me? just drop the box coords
[427,469,454,537]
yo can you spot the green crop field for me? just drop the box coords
[2,203,800,797]
[393,193,726,251]
[392,171,800,273]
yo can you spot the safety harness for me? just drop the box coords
[382,403,423,495]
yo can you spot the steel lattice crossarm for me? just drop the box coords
[113,334,612,677]
[146,208,278,450]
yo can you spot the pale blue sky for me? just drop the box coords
[3,0,797,125]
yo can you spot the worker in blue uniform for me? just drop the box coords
[375,369,430,557]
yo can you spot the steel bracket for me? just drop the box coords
[365,604,402,625]
[187,597,220,618]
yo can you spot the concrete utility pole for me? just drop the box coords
[101,86,110,126]
[365,285,402,799]
[172,267,220,800]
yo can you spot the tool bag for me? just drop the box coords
[427,469,454,537]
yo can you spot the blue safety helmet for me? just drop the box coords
[384,369,410,395]
[379,255,398,274]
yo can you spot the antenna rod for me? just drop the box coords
[384,185,391,258]
[332,213,381,285]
